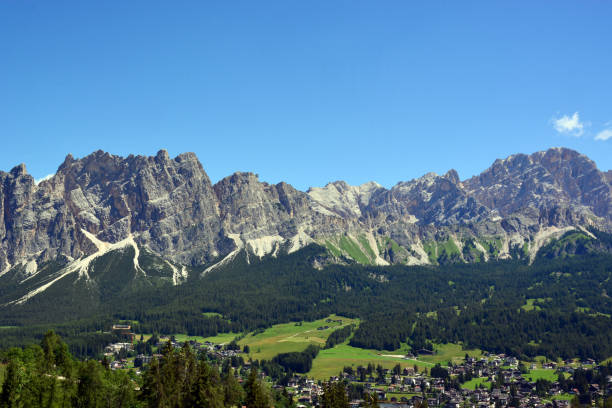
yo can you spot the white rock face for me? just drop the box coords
[9,230,144,304]
[528,226,575,261]
[247,235,284,258]
[24,260,38,276]
[364,232,389,266]
[406,241,430,266]
[0,260,12,278]
[168,261,188,286]
[307,181,383,218]
[288,228,314,254]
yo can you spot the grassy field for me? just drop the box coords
[148,316,486,383]
[137,331,240,345]
[173,333,215,343]
[202,332,241,344]
[550,394,574,401]
[201,312,223,318]
[419,343,483,365]
[525,369,558,382]
[0,363,5,385]
[238,315,357,361]
[520,298,541,311]
[309,344,434,380]
[461,377,491,390]
[147,314,354,358]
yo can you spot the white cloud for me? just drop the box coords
[595,129,612,141]
[552,112,584,137]
[35,174,54,185]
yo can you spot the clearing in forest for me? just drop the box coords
[238,315,358,360]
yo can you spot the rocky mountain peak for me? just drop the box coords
[443,169,460,184]
[155,149,170,162]
[9,163,28,177]
[463,147,611,220]
[307,180,384,219]
[0,147,611,279]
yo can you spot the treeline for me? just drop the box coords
[350,312,415,351]
[324,324,354,349]
[272,345,320,374]
[0,319,120,359]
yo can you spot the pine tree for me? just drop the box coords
[139,358,165,407]
[223,369,244,407]
[73,360,104,408]
[187,360,223,408]
[0,359,24,408]
[321,381,349,408]
[179,342,198,406]
[244,368,271,408]
[362,392,379,408]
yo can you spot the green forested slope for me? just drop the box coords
[1,231,612,361]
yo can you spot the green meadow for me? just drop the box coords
[159,315,485,381]
[238,315,357,361]
[524,369,558,382]
[550,394,574,402]
[461,377,491,390]
[309,344,434,380]
[418,343,483,365]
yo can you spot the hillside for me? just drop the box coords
[1,233,612,362]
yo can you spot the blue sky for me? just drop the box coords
[1,1,611,190]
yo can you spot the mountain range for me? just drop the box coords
[1,147,611,306]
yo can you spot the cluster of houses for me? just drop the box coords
[282,377,324,406]
[327,354,610,408]
[103,331,242,372]
[100,324,610,407]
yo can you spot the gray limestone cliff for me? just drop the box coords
[1,147,611,276]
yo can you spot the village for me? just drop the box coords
[101,325,611,407]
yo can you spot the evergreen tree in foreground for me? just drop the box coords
[245,367,271,408]
[321,381,349,408]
